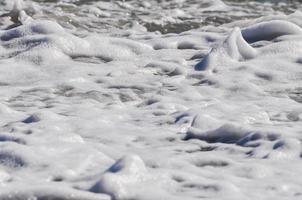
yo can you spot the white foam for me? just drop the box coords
[0,1,302,200]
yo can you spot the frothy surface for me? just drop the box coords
[0,0,302,199]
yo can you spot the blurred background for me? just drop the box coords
[0,0,301,33]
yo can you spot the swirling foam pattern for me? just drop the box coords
[0,0,302,200]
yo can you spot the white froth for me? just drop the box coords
[0,1,302,200]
